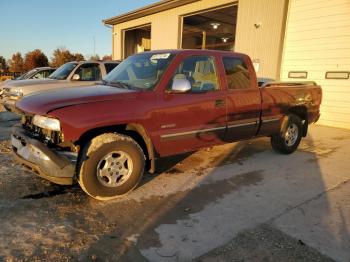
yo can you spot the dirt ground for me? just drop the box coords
[0,111,349,261]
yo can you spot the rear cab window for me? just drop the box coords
[222,57,251,89]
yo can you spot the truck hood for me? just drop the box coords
[16,85,137,115]
[3,78,62,88]
[3,78,71,96]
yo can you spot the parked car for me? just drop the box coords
[11,50,322,200]
[0,67,56,84]
[17,67,57,81]
[0,67,56,95]
[1,60,120,112]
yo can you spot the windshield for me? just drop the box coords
[48,63,77,80]
[17,69,38,80]
[103,53,174,90]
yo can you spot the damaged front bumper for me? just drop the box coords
[11,126,76,185]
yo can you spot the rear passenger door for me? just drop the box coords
[222,56,261,141]
[156,55,227,156]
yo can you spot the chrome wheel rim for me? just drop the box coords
[285,123,299,147]
[96,151,133,187]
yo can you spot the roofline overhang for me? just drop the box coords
[103,0,199,25]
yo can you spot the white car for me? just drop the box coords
[1,60,120,112]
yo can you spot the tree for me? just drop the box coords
[73,53,85,62]
[102,55,112,61]
[0,56,8,74]
[8,52,24,73]
[23,49,49,71]
[50,48,75,67]
[88,54,100,61]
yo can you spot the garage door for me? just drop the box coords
[280,0,350,129]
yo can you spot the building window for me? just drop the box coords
[181,5,238,51]
[325,71,350,80]
[288,71,308,79]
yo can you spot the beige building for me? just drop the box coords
[104,0,350,129]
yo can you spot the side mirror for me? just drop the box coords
[72,74,80,81]
[171,78,191,93]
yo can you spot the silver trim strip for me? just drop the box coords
[161,126,226,139]
[262,118,280,123]
[227,122,257,128]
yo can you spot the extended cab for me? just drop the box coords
[1,60,120,112]
[11,50,322,200]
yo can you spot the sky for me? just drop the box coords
[0,0,158,60]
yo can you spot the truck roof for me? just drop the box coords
[141,49,249,58]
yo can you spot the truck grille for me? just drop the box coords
[21,114,63,145]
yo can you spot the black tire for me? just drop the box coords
[271,114,303,154]
[78,133,145,201]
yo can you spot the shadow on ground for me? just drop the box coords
[0,123,349,261]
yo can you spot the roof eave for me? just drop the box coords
[103,0,199,25]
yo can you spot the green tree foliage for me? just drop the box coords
[9,52,24,73]
[23,49,49,71]
[0,56,9,73]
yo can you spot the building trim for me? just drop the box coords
[103,0,199,25]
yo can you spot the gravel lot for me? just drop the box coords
[0,110,349,261]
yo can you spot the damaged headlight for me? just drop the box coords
[8,89,23,98]
[33,115,61,131]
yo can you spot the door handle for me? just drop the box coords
[215,99,225,107]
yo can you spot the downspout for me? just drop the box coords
[103,23,116,59]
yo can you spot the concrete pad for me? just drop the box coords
[272,180,350,261]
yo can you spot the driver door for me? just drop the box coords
[156,54,227,156]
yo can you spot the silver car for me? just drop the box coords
[1,60,120,112]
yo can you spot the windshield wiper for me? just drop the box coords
[104,81,138,90]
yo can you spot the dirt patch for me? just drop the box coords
[197,224,334,262]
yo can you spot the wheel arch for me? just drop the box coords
[76,123,156,173]
[287,106,308,137]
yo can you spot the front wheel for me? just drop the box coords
[271,114,303,154]
[78,133,145,201]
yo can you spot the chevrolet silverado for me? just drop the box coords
[11,50,322,200]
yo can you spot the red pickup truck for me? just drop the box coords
[11,50,322,200]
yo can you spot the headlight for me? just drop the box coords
[7,89,23,97]
[33,115,61,131]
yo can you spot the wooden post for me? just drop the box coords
[202,31,206,49]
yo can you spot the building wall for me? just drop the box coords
[281,0,350,129]
[111,0,288,79]
[235,0,289,79]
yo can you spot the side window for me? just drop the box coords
[31,71,45,79]
[75,64,101,81]
[171,56,219,92]
[104,63,119,74]
[223,57,251,90]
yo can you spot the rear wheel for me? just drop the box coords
[271,114,303,154]
[78,133,145,201]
